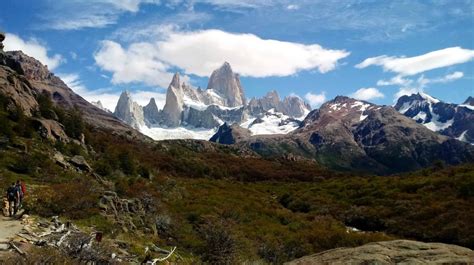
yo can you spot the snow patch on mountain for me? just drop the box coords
[140,125,217,140]
[241,109,300,135]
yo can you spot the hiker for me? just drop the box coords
[16,180,24,209]
[6,183,19,217]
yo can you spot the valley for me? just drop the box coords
[0,18,473,264]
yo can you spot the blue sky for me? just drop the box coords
[1,0,473,110]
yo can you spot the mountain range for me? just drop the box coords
[394,92,473,144]
[1,47,472,175]
[113,62,311,140]
[211,96,473,174]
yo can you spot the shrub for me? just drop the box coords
[199,220,237,265]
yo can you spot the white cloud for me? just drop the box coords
[392,71,465,100]
[3,33,64,70]
[44,0,161,30]
[395,87,419,100]
[57,73,87,94]
[439,71,463,81]
[350,87,384,101]
[377,75,412,87]
[57,72,166,111]
[305,92,326,108]
[95,28,349,85]
[287,4,299,10]
[105,0,160,12]
[156,29,349,77]
[356,47,474,76]
[94,40,174,87]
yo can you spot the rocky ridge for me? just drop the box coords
[211,96,474,174]
[395,92,474,144]
[113,62,311,139]
[0,48,145,141]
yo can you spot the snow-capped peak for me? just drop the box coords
[419,92,440,104]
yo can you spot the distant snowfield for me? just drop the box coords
[139,109,303,140]
[241,109,301,135]
[140,126,217,141]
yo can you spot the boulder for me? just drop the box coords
[53,152,69,169]
[285,240,474,265]
[69,155,92,172]
[33,119,69,142]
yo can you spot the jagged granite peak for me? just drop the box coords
[464,96,474,106]
[247,90,311,118]
[143,98,160,125]
[282,95,311,118]
[170,72,181,88]
[161,79,184,127]
[395,92,473,144]
[114,90,145,129]
[207,62,246,107]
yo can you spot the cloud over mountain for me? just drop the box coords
[94,29,349,87]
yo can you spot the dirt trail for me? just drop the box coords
[0,215,23,243]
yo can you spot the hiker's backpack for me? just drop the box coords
[7,186,16,200]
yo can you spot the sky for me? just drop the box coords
[1,0,473,111]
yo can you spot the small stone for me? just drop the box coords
[0,243,9,250]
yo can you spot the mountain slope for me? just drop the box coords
[211,96,474,174]
[395,93,474,144]
[2,50,145,140]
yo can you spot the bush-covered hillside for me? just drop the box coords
[0,91,473,263]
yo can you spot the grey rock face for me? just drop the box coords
[69,155,92,172]
[161,73,184,127]
[285,240,474,265]
[207,62,246,107]
[281,95,311,118]
[143,98,160,125]
[110,62,311,137]
[209,122,251,144]
[114,91,145,129]
[247,90,311,118]
[183,105,245,128]
[395,93,474,144]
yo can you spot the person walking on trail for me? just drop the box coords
[15,180,24,209]
[6,183,19,217]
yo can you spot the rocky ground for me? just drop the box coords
[286,240,474,265]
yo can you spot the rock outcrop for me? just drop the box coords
[395,92,474,144]
[114,91,145,129]
[207,62,245,107]
[32,119,69,142]
[143,98,160,125]
[209,122,251,144]
[161,73,184,127]
[285,240,474,265]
